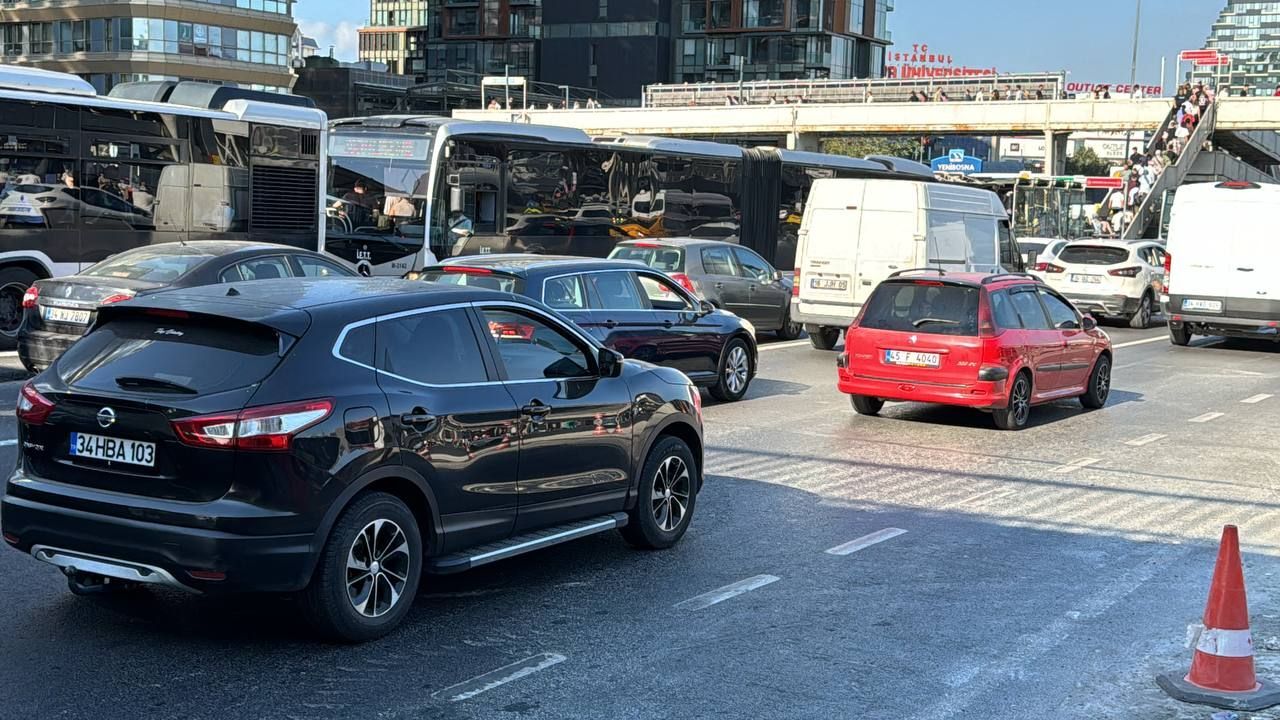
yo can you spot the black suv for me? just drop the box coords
[2,278,703,641]
[422,256,759,402]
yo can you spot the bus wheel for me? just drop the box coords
[0,267,37,351]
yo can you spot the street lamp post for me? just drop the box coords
[1128,0,1142,92]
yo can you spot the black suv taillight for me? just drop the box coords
[16,382,53,425]
[172,399,333,451]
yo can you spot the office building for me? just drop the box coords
[357,0,428,75]
[1193,0,1280,94]
[675,0,893,82]
[0,0,299,93]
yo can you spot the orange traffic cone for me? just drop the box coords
[1157,525,1280,711]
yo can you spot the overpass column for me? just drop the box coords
[1044,131,1070,175]
[786,132,820,152]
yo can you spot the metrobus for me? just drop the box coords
[0,65,327,347]
[323,117,934,276]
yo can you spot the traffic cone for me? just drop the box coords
[1157,526,1280,711]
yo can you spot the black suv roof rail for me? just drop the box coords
[980,272,1040,285]
[888,267,947,278]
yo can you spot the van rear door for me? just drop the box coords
[797,202,862,311]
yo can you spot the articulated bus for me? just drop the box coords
[0,65,327,347]
[323,116,933,276]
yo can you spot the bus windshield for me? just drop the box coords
[327,132,434,248]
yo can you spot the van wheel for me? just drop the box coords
[993,372,1033,431]
[709,338,752,402]
[0,267,37,351]
[1128,293,1153,329]
[300,492,422,643]
[620,436,698,550]
[1169,323,1192,346]
[850,395,884,416]
[809,326,840,350]
[1079,354,1111,409]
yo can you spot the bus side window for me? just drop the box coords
[997,221,1023,272]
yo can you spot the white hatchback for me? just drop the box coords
[1036,240,1167,328]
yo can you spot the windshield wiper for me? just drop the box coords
[912,318,960,327]
[114,376,198,394]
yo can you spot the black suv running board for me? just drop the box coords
[427,512,629,574]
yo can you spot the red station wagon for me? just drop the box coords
[836,271,1113,430]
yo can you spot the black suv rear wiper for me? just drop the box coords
[912,318,960,327]
[114,376,198,394]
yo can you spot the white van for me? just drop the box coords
[1162,181,1280,346]
[791,178,1022,349]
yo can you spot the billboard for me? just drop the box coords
[885,43,998,79]
[931,149,984,174]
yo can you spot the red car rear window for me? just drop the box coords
[861,282,980,336]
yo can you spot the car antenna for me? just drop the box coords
[226,286,240,296]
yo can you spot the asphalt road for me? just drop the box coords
[0,324,1278,720]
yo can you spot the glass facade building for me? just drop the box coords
[1194,0,1280,94]
[357,0,429,74]
[0,0,298,93]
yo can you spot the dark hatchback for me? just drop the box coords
[422,255,760,402]
[18,241,355,373]
[2,278,703,641]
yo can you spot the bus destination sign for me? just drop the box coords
[329,135,430,160]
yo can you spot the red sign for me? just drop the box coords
[1195,56,1231,67]
[885,43,998,80]
[1085,177,1124,189]
[1067,82,1161,96]
[1179,49,1219,61]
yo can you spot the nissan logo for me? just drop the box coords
[96,407,116,429]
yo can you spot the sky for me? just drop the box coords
[295,0,1227,89]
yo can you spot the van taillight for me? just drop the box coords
[792,268,800,297]
[1163,251,1172,294]
[16,382,54,425]
[172,399,333,451]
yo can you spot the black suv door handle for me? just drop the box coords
[400,409,438,430]
[521,401,552,417]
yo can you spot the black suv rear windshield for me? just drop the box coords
[57,315,283,396]
[610,245,685,273]
[860,281,980,336]
[1059,245,1129,266]
[421,270,523,294]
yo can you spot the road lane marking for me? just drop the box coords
[0,351,14,358]
[674,574,780,610]
[0,439,15,447]
[759,339,811,352]
[1051,457,1100,474]
[1124,433,1167,447]
[1242,394,1273,404]
[954,488,1017,507]
[1189,412,1225,423]
[1114,335,1168,349]
[825,528,907,556]
[431,653,566,702]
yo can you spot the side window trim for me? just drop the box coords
[471,301,601,382]
[218,263,245,283]
[637,269,697,309]
[330,302,500,387]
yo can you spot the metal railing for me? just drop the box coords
[1121,102,1216,240]
[642,72,1067,107]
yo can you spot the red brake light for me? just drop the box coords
[1218,180,1260,190]
[792,268,800,297]
[1037,263,1065,274]
[21,285,38,309]
[171,399,333,451]
[1163,251,1172,294]
[441,266,492,275]
[912,280,944,286]
[145,308,189,319]
[100,292,135,305]
[978,290,999,337]
[488,321,536,340]
[16,382,54,425]
[631,242,664,249]
[1108,266,1141,277]
[670,272,698,295]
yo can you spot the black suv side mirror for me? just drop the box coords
[1081,315,1097,331]
[598,348,624,378]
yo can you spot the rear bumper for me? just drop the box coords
[2,474,316,593]
[837,368,1008,409]
[17,328,82,371]
[1062,292,1140,317]
[1166,312,1280,340]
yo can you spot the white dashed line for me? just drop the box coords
[825,528,907,556]
[1189,412,1225,423]
[954,488,1017,508]
[1124,433,1167,447]
[1242,394,1273,405]
[0,439,15,447]
[1051,457,1101,474]
[431,653,566,702]
[759,340,812,352]
[674,574,780,611]
[1113,335,1168,349]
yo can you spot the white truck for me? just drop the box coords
[1162,180,1280,346]
[790,178,1022,350]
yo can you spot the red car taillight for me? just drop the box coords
[792,268,800,297]
[100,292,135,305]
[1108,266,1141,277]
[16,382,54,425]
[978,290,1000,338]
[670,272,698,295]
[1035,263,1065,273]
[172,399,333,451]
[21,285,38,309]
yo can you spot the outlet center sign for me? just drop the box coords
[931,149,984,174]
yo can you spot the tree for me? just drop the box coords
[1065,146,1110,177]
[821,136,922,162]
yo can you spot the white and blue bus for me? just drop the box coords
[0,65,327,347]
[323,116,933,277]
